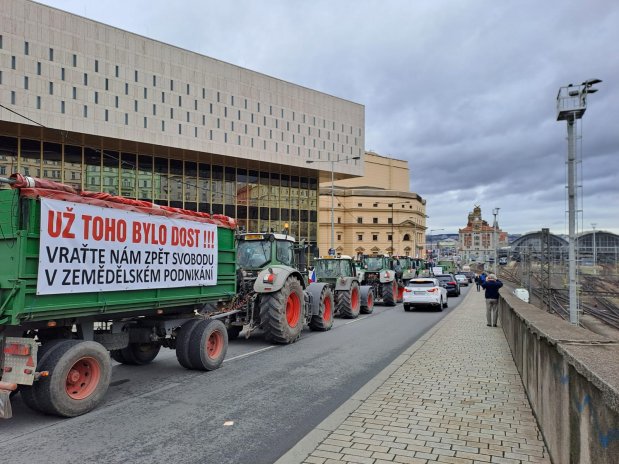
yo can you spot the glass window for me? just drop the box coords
[0,136,18,181]
[64,145,82,190]
[102,150,119,195]
[211,165,223,214]
[154,157,169,203]
[84,148,101,191]
[20,139,40,177]
[169,159,183,207]
[42,142,61,179]
[137,155,153,201]
[184,161,197,209]
[198,163,211,213]
[120,152,136,198]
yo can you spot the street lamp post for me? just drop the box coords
[429,228,444,265]
[557,78,602,325]
[592,223,597,274]
[492,207,500,275]
[306,155,360,255]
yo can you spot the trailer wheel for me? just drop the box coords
[360,287,374,314]
[20,339,76,413]
[336,281,361,319]
[261,276,304,344]
[187,319,228,371]
[34,341,111,417]
[227,326,242,340]
[111,343,161,366]
[309,285,334,331]
[383,281,396,306]
[175,319,203,369]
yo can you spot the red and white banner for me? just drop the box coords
[37,198,218,295]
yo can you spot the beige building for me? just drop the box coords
[459,206,508,263]
[317,151,426,258]
[0,0,365,248]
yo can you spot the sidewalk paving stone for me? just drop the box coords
[298,290,551,464]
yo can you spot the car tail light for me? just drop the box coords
[427,288,438,293]
[448,281,456,286]
[404,288,412,292]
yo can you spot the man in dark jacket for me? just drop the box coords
[481,273,503,327]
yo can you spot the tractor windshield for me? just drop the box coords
[364,257,384,271]
[237,240,272,269]
[315,259,343,278]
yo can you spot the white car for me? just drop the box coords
[403,278,448,311]
[454,274,469,286]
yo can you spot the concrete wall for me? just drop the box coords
[500,291,619,463]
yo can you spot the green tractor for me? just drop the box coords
[310,256,374,319]
[392,256,417,286]
[228,232,333,344]
[357,255,405,306]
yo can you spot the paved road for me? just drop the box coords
[1,286,470,464]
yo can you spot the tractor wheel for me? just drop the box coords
[187,319,228,371]
[309,285,334,331]
[227,325,243,340]
[30,341,111,417]
[383,281,397,306]
[175,319,203,369]
[20,339,75,413]
[360,287,374,314]
[111,343,160,366]
[260,276,305,344]
[336,281,361,319]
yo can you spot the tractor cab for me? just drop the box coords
[236,233,296,271]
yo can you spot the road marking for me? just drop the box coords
[344,316,370,325]
[224,346,276,362]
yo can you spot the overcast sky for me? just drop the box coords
[39,0,619,235]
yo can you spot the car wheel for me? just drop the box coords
[403,304,410,312]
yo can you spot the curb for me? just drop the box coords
[275,292,471,464]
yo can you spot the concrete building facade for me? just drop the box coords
[317,151,426,258]
[0,0,365,246]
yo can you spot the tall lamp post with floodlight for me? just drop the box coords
[306,155,360,255]
[429,228,444,264]
[492,207,500,275]
[592,223,597,275]
[557,78,602,325]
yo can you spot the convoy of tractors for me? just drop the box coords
[0,174,426,419]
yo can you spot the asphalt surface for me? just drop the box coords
[1,285,470,464]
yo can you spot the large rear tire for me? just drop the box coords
[336,281,361,319]
[360,287,374,314]
[309,285,334,331]
[187,319,228,371]
[383,281,396,306]
[30,341,111,417]
[260,276,305,344]
[175,319,203,369]
[111,342,160,366]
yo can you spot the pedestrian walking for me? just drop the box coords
[474,274,481,291]
[481,273,503,327]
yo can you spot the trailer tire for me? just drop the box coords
[20,339,76,413]
[187,319,228,371]
[111,343,161,366]
[35,341,111,417]
[261,276,304,344]
[336,281,361,319]
[309,285,334,331]
[383,281,396,306]
[175,319,203,369]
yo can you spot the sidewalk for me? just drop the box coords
[280,288,551,464]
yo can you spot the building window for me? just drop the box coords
[83,105,88,117]
[125,83,129,95]
[60,101,65,114]
[24,76,29,89]
[105,109,108,121]
[37,62,41,75]
[61,68,65,81]
[24,41,29,55]
[373,203,378,207]
[357,234,363,241]
[84,73,88,85]
[115,96,119,108]
[373,218,378,224]
[373,234,378,241]
[10,91,16,104]
[153,75,157,86]
[337,217,342,224]
[94,92,98,104]
[403,234,411,241]
[134,70,138,82]
[387,218,393,224]
[357,203,362,207]
[73,87,77,99]
[95,60,99,72]
[357,217,363,224]
[337,234,342,241]
[49,48,54,61]
[73,54,77,67]
[115,65,119,77]
[36,96,41,109]
[388,234,392,241]
[125,113,129,125]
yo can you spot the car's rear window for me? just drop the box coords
[437,276,452,282]
[410,280,436,287]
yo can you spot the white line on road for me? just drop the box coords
[224,346,276,362]
[344,316,370,325]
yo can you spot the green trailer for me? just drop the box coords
[0,175,237,419]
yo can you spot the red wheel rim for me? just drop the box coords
[323,294,332,321]
[286,292,301,327]
[367,292,373,308]
[351,287,360,310]
[398,286,404,300]
[65,357,101,400]
[206,330,224,359]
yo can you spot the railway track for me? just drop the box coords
[497,264,619,330]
